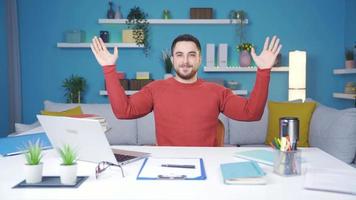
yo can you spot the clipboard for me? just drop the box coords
[137,157,207,180]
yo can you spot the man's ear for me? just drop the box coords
[170,56,173,64]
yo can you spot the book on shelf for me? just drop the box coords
[220,161,266,185]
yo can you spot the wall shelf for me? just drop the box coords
[100,89,248,96]
[203,66,289,72]
[333,68,356,74]
[98,19,248,25]
[57,43,143,48]
[333,93,356,100]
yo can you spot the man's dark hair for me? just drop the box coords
[171,34,201,55]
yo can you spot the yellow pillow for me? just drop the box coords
[41,106,83,116]
[265,101,316,147]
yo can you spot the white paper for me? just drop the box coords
[138,157,202,179]
[304,168,356,195]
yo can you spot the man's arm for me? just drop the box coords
[221,36,281,121]
[221,68,270,121]
[91,37,153,119]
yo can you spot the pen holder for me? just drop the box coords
[273,150,301,176]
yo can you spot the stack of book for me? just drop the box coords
[70,114,111,133]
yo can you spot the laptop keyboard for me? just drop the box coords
[114,153,136,162]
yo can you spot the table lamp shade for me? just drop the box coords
[289,51,306,101]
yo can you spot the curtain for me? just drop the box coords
[6,0,22,133]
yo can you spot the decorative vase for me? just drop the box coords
[345,60,355,69]
[164,73,173,79]
[115,6,123,19]
[239,50,251,67]
[25,163,43,184]
[107,2,115,19]
[60,164,77,185]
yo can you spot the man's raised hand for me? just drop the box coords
[90,36,118,66]
[251,35,282,69]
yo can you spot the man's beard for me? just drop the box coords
[174,65,198,80]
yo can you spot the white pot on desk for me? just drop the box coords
[60,164,77,185]
[24,163,43,183]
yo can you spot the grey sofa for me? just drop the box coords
[42,100,356,166]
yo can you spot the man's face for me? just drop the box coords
[171,41,201,80]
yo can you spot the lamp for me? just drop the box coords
[288,51,306,101]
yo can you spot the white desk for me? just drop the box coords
[1,146,355,200]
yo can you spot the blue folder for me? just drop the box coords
[0,132,52,156]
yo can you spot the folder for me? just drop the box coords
[0,132,52,156]
[137,157,207,180]
[220,161,266,185]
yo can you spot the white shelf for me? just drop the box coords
[98,19,248,25]
[203,66,289,72]
[99,90,138,96]
[100,89,248,96]
[57,43,143,48]
[333,68,356,74]
[333,93,356,100]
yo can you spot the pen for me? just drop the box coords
[161,164,196,169]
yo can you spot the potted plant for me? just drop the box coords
[229,10,247,44]
[62,74,87,103]
[126,6,150,56]
[58,144,78,185]
[237,42,253,67]
[162,49,173,79]
[24,139,44,184]
[345,49,354,69]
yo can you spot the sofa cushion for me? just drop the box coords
[266,101,316,147]
[43,100,137,145]
[229,106,268,145]
[41,106,83,116]
[218,114,229,144]
[309,102,356,164]
[137,112,156,145]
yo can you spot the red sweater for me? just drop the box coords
[103,66,271,146]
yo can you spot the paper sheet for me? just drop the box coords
[304,168,356,195]
[137,157,204,179]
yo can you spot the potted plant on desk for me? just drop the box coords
[24,139,44,183]
[58,144,78,185]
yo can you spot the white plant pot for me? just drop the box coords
[345,60,355,69]
[25,163,43,184]
[164,73,173,79]
[60,164,77,185]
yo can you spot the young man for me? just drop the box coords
[91,34,282,146]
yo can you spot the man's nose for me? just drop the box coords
[183,55,189,64]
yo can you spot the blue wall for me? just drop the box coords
[16,0,354,124]
[0,0,9,137]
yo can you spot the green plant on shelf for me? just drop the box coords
[126,6,151,56]
[162,49,173,74]
[62,74,87,103]
[345,49,354,60]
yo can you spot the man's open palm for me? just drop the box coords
[251,36,282,69]
[90,36,118,66]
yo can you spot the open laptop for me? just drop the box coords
[37,115,150,165]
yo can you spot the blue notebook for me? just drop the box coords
[234,149,274,166]
[220,161,266,185]
[0,132,52,156]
